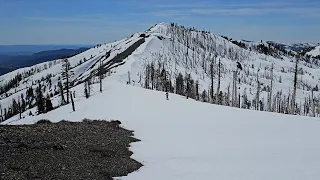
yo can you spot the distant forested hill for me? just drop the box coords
[0,47,89,75]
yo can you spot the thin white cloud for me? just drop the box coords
[189,7,320,17]
[24,16,109,23]
[127,0,320,18]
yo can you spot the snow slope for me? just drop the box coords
[3,80,320,180]
[2,22,320,179]
[1,23,320,117]
[307,46,320,57]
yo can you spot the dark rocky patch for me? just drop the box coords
[0,119,142,180]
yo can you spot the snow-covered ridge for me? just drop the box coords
[2,22,320,180]
[307,46,320,57]
[1,22,320,123]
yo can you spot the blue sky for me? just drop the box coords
[0,0,319,45]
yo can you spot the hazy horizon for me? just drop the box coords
[1,0,320,45]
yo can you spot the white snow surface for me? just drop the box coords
[3,80,320,180]
[1,22,320,179]
[1,23,320,109]
[307,46,320,57]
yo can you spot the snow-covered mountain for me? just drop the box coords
[266,41,320,54]
[1,22,320,180]
[306,45,320,57]
[1,22,320,122]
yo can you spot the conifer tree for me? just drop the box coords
[0,103,2,122]
[45,95,53,112]
[311,90,315,117]
[4,108,7,120]
[36,82,45,114]
[201,90,207,102]
[185,73,191,99]
[18,99,21,119]
[195,80,199,101]
[87,77,91,97]
[175,73,184,95]
[61,58,74,104]
[84,81,89,99]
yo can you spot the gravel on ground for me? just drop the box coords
[0,119,142,180]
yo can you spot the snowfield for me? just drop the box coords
[3,80,320,180]
[307,45,320,57]
[1,22,320,179]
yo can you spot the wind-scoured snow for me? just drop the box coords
[3,80,320,180]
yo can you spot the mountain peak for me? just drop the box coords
[1,22,320,124]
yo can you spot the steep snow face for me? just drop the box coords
[3,81,320,180]
[307,46,320,57]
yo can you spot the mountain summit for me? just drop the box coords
[1,22,320,122]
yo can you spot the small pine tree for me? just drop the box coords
[61,58,74,104]
[201,90,207,102]
[36,83,45,114]
[18,99,21,119]
[195,80,199,101]
[45,95,53,112]
[84,81,89,99]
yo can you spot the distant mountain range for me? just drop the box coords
[0,45,92,56]
[0,47,90,75]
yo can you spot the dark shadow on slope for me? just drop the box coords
[80,38,146,84]
[0,119,142,180]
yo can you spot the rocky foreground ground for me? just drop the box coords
[0,119,142,180]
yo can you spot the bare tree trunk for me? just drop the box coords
[255,70,260,110]
[99,59,103,93]
[210,62,214,103]
[232,70,238,107]
[269,63,274,112]
[70,92,75,112]
[216,58,221,104]
[87,77,91,97]
[59,81,66,105]
[66,66,69,104]
[291,56,299,114]
[227,84,230,106]
[0,104,2,122]
[18,100,21,119]
[311,90,315,117]
[238,93,241,108]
